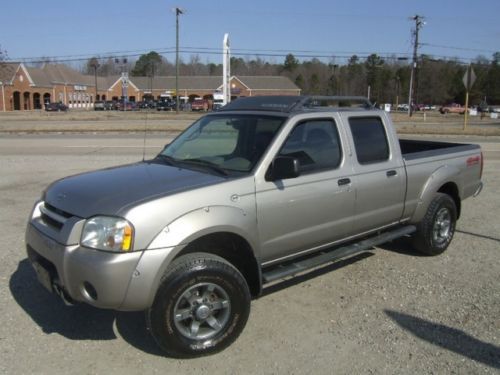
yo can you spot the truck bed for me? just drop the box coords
[400,139,480,160]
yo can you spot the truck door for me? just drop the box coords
[255,117,355,264]
[343,114,406,234]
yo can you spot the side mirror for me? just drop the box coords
[268,156,300,181]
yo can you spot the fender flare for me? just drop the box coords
[122,205,260,310]
[410,164,462,223]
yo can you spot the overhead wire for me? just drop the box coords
[4,45,494,66]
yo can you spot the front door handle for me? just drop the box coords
[386,170,397,177]
[338,178,351,186]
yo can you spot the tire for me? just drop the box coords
[413,193,457,255]
[147,252,251,358]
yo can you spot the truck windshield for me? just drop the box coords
[160,114,286,174]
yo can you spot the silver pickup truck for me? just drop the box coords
[26,96,483,357]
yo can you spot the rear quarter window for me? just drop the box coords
[349,117,390,164]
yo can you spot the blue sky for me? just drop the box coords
[1,0,499,65]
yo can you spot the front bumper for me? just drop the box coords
[26,223,143,310]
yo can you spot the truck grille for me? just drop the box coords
[39,202,72,231]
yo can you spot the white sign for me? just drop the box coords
[462,66,476,91]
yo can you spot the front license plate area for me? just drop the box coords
[32,261,53,293]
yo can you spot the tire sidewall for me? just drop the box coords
[430,198,456,252]
[149,256,250,357]
[416,194,457,255]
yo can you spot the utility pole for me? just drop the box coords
[149,63,155,100]
[92,61,100,104]
[89,57,100,106]
[115,57,128,110]
[408,14,424,117]
[222,33,231,105]
[395,76,400,110]
[175,7,183,114]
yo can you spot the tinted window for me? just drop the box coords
[279,119,341,173]
[162,114,285,173]
[349,117,389,164]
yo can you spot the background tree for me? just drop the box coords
[282,53,299,74]
[483,52,500,104]
[67,50,500,105]
[364,54,385,102]
[131,51,163,76]
[346,55,365,96]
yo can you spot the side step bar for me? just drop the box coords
[262,225,416,284]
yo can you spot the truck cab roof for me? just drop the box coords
[218,95,375,115]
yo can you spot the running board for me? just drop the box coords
[262,225,416,284]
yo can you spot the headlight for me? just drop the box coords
[81,216,134,252]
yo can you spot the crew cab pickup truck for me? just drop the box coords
[26,96,483,358]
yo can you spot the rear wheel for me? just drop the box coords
[147,252,251,358]
[413,193,457,255]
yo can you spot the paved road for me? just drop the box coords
[1,134,499,374]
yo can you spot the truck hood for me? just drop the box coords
[44,161,225,218]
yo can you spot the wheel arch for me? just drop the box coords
[410,165,461,223]
[437,182,461,219]
[174,232,262,297]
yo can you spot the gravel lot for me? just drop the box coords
[0,133,499,374]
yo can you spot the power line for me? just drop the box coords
[420,43,497,54]
[4,47,490,66]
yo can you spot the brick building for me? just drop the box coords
[0,62,300,111]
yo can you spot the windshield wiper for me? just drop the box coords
[155,154,178,166]
[181,158,229,176]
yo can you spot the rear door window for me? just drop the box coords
[349,117,390,164]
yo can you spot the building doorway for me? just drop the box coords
[13,91,21,110]
[23,92,31,110]
[33,93,42,109]
[43,93,51,106]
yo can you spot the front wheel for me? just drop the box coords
[147,253,251,358]
[413,193,457,255]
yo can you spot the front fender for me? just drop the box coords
[410,164,461,223]
[147,205,259,252]
[120,205,259,310]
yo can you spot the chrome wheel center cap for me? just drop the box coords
[195,305,211,320]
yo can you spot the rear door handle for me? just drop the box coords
[386,170,397,177]
[338,178,351,186]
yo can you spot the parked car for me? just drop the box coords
[94,101,106,111]
[397,103,409,111]
[157,99,176,111]
[422,104,436,111]
[103,101,114,110]
[212,100,224,111]
[45,102,68,112]
[116,101,138,111]
[439,103,466,114]
[137,101,156,110]
[191,98,209,111]
[25,96,483,358]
